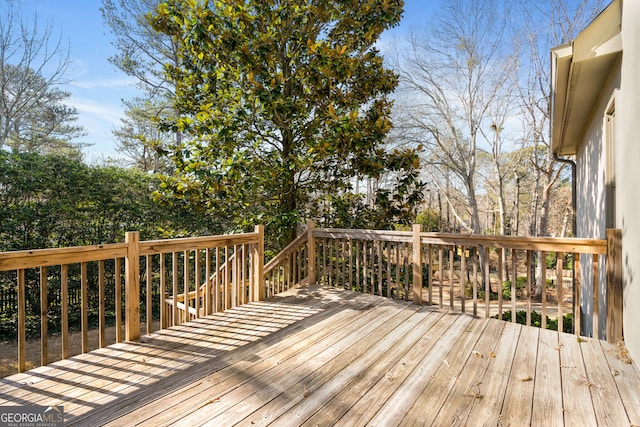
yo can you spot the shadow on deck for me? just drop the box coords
[0,284,639,426]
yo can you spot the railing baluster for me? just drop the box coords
[427,244,433,305]
[497,248,503,319]
[172,252,178,326]
[541,250,547,329]
[438,246,444,308]
[363,240,368,294]
[449,246,454,310]
[17,269,26,372]
[574,253,581,336]
[160,254,166,329]
[81,262,88,353]
[293,243,298,289]
[356,241,361,293]
[370,241,376,295]
[40,266,48,366]
[248,244,254,302]
[195,250,201,316]
[61,264,69,358]
[593,253,599,339]
[378,241,383,296]
[484,247,490,318]
[340,240,345,289]
[215,247,220,312]
[511,249,517,323]
[526,251,532,327]
[460,246,466,313]
[404,246,410,301]
[146,255,152,334]
[183,250,190,319]
[473,248,478,317]
[232,246,236,304]
[99,260,106,347]
[224,246,230,310]
[557,252,564,333]
[386,242,392,299]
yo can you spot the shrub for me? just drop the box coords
[501,276,528,299]
[494,310,573,333]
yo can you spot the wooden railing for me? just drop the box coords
[263,231,310,297]
[0,222,623,376]
[309,225,622,343]
[0,226,264,373]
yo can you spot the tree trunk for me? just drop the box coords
[497,176,510,282]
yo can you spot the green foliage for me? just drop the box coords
[501,276,528,300]
[546,252,556,269]
[0,151,223,251]
[546,252,574,270]
[0,152,227,341]
[112,99,174,173]
[416,209,443,232]
[494,310,573,333]
[149,0,421,251]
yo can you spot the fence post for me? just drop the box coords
[254,225,265,301]
[412,224,423,305]
[125,231,140,341]
[307,221,316,285]
[606,228,623,343]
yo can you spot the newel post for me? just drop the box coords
[606,228,623,343]
[307,221,316,285]
[412,224,423,305]
[253,225,265,301]
[125,231,140,341]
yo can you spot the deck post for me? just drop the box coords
[412,224,423,305]
[254,225,265,301]
[307,221,316,284]
[606,228,623,343]
[125,231,140,341]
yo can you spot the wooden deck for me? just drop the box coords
[0,284,639,426]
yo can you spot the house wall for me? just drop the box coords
[618,0,640,364]
[575,59,620,338]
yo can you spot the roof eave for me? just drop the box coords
[551,0,622,156]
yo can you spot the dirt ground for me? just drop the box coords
[0,322,159,378]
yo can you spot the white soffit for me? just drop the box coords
[551,0,622,155]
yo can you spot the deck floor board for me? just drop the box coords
[0,284,638,426]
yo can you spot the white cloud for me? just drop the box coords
[70,77,137,90]
[71,97,124,123]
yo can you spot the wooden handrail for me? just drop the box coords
[0,223,621,377]
[0,243,128,271]
[312,228,607,254]
[0,227,264,374]
[310,226,621,343]
[263,231,309,297]
[265,232,308,274]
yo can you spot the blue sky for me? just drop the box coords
[26,0,439,162]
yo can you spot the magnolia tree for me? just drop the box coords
[149,0,423,248]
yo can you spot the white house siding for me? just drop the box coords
[575,58,620,338]
[618,0,640,364]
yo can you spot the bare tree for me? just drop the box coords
[392,0,515,235]
[0,1,85,156]
[516,0,605,296]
